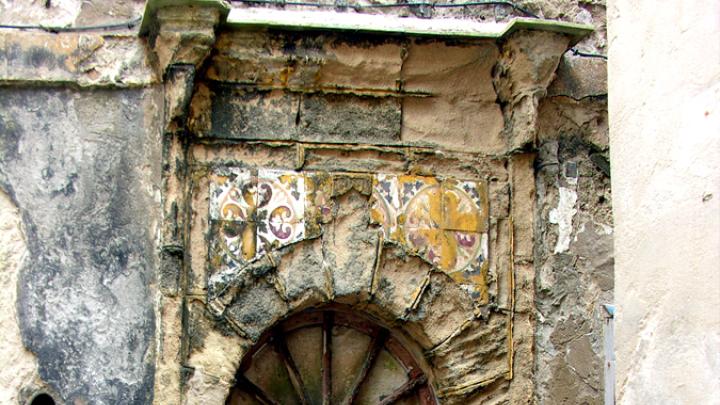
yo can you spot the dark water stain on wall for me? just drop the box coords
[0,87,162,404]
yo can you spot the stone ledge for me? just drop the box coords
[224,8,592,44]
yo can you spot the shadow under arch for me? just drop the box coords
[226,304,438,405]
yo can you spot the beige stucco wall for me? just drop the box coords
[608,1,720,403]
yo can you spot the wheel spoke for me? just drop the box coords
[345,329,388,404]
[322,311,333,405]
[378,371,427,405]
[273,332,311,405]
[236,374,280,405]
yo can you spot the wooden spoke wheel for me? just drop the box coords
[227,308,437,405]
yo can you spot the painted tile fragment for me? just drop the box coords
[370,174,400,239]
[441,180,489,232]
[257,168,305,224]
[210,168,257,221]
[306,172,334,223]
[400,175,442,230]
[305,173,334,238]
[369,174,490,303]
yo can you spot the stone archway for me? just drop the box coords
[227,305,437,404]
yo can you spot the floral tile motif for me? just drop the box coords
[255,169,306,256]
[210,168,257,222]
[210,168,309,274]
[209,219,257,267]
[257,221,305,256]
[399,175,442,230]
[256,169,305,224]
[369,174,490,301]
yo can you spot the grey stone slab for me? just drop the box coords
[209,85,299,140]
[298,93,401,144]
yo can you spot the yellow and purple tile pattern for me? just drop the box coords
[209,168,489,301]
[370,174,490,301]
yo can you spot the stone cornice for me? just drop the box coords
[224,8,592,45]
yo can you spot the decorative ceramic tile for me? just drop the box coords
[210,168,257,222]
[210,167,311,275]
[370,174,400,238]
[369,174,490,302]
[398,175,440,208]
[399,175,442,230]
[306,173,334,238]
[442,180,489,232]
[447,233,490,301]
[256,220,306,256]
[209,219,257,266]
[257,169,305,224]
[306,172,334,223]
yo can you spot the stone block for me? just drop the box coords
[209,86,298,140]
[510,153,536,259]
[186,302,250,384]
[275,238,331,311]
[429,315,509,399]
[0,33,6,80]
[192,142,300,170]
[490,219,512,310]
[371,246,433,320]
[400,40,505,153]
[224,278,288,341]
[4,32,78,83]
[0,32,155,87]
[302,146,408,173]
[401,97,505,154]
[404,273,475,349]
[402,41,498,100]
[159,246,183,296]
[298,93,401,144]
[318,41,403,92]
[547,54,608,99]
[323,191,378,304]
[208,31,324,90]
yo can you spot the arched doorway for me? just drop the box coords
[227,306,437,404]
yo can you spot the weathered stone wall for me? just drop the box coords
[0,0,144,27]
[0,0,611,403]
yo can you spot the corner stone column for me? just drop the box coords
[147,4,224,405]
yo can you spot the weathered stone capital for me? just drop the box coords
[140,1,229,130]
[153,6,223,75]
[493,31,573,151]
[141,0,230,76]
